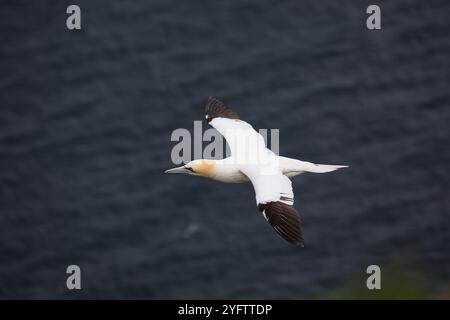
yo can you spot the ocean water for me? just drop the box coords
[0,0,449,299]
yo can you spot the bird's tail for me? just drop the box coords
[279,156,348,175]
[303,163,348,173]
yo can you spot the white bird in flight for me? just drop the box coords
[165,98,348,246]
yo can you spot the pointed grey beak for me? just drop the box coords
[164,166,191,174]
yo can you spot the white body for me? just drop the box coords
[210,155,343,183]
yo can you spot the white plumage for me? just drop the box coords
[165,98,348,246]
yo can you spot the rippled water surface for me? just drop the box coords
[0,0,449,298]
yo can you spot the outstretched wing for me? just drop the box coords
[241,167,304,247]
[204,98,267,158]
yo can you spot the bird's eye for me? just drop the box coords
[185,166,194,172]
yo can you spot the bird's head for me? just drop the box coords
[164,159,216,177]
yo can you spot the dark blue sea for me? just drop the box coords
[0,0,449,299]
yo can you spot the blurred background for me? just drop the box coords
[0,0,449,299]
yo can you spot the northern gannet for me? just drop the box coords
[165,98,347,246]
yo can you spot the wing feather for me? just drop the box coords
[204,97,239,121]
[258,201,304,246]
[204,98,267,158]
[241,167,304,246]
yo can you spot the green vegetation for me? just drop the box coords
[324,256,445,300]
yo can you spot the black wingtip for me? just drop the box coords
[258,201,304,246]
[204,98,239,122]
